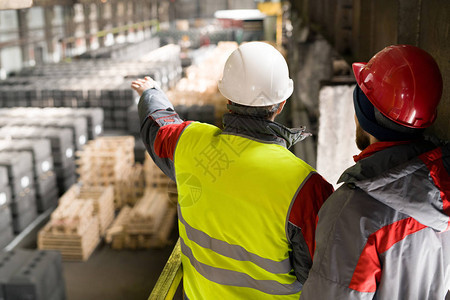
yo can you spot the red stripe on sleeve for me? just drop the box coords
[154,121,192,160]
[349,218,427,292]
[419,147,450,230]
[289,173,334,259]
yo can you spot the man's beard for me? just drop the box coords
[356,124,371,150]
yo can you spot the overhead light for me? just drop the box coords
[0,193,6,206]
[66,148,73,158]
[79,135,87,145]
[21,176,30,189]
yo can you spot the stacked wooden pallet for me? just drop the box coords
[37,199,100,261]
[59,185,115,236]
[143,152,171,188]
[105,188,176,250]
[76,136,143,208]
[117,163,146,206]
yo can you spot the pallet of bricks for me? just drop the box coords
[37,185,115,261]
[105,152,177,250]
[76,136,145,209]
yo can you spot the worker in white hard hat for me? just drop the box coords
[131,41,333,299]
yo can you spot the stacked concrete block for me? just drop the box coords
[0,139,58,212]
[0,166,14,248]
[0,107,104,141]
[0,152,37,233]
[0,126,76,194]
[0,249,66,300]
[0,115,87,151]
[0,43,182,132]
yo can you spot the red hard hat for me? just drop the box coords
[352,45,443,128]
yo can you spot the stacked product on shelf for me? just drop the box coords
[0,249,66,300]
[0,166,14,248]
[0,126,76,193]
[0,139,58,212]
[0,152,37,233]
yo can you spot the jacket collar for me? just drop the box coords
[353,141,413,162]
[222,113,310,149]
[339,139,437,183]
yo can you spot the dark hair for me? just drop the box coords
[227,102,280,119]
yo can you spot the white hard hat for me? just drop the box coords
[218,42,293,106]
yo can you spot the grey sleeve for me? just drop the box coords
[138,88,184,181]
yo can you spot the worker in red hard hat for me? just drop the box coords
[302,44,450,299]
[132,42,333,299]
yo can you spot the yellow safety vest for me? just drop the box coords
[174,122,314,299]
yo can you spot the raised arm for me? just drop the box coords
[132,77,192,181]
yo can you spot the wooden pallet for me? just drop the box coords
[105,188,177,250]
[125,205,177,250]
[83,136,135,165]
[76,136,134,178]
[75,135,139,209]
[144,152,171,188]
[38,217,100,261]
[49,199,94,235]
[59,185,115,236]
[115,163,146,207]
[127,188,170,233]
[105,205,131,248]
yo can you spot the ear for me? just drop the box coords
[276,101,287,114]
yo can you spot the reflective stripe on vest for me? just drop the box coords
[178,205,292,274]
[179,237,303,295]
[174,122,314,299]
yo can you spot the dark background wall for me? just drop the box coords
[290,0,450,139]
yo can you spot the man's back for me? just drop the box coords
[302,140,450,299]
[175,121,317,299]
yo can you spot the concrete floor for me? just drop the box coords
[63,241,178,300]
[62,219,183,300]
